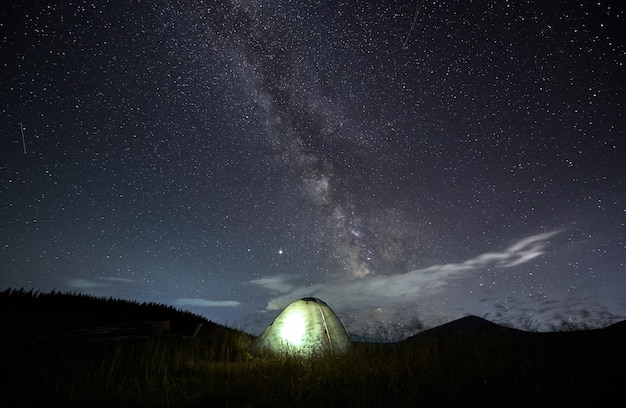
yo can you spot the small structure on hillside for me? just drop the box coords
[251,297,352,357]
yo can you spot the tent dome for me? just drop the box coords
[252,297,352,357]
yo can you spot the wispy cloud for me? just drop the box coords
[252,230,562,312]
[66,278,107,289]
[250,276,296,293]
[97,276,135,283]
[66,276,135,289]
[485,293,625,331]
[174,298,241,307]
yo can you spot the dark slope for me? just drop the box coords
[401,313,626,368]
[393,315,626,406]
[403,314,626,346]
[0,288,249,343]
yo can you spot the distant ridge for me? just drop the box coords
[423,315,511,332]
[401,315,523,344]
[402,314,626,343]
[438,315,508,330]
[397,313,626,376]
[604,318,626,333]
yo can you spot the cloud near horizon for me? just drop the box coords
[66,278,108,289]
[98,277,135,283]
[66,276,135,289]
[174,298,241,307]
[252,230,562,312]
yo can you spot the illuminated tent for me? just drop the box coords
[252,297,352,357]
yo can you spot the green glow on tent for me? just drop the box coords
[252,297,352,357]
[280,310,306,346]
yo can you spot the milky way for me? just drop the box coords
[1,0,625,338]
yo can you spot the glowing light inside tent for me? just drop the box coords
[280,311,305,346]
[252,297,352,357]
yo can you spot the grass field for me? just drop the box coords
[1,289,624,407]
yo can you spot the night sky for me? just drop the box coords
[2,0,625,339]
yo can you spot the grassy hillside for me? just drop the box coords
[0,288,226,338]
[1,288,624,407]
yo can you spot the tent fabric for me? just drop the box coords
[252,297,352,357]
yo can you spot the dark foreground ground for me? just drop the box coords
[1,289,625,407]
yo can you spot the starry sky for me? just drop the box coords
[2,0,625,339]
